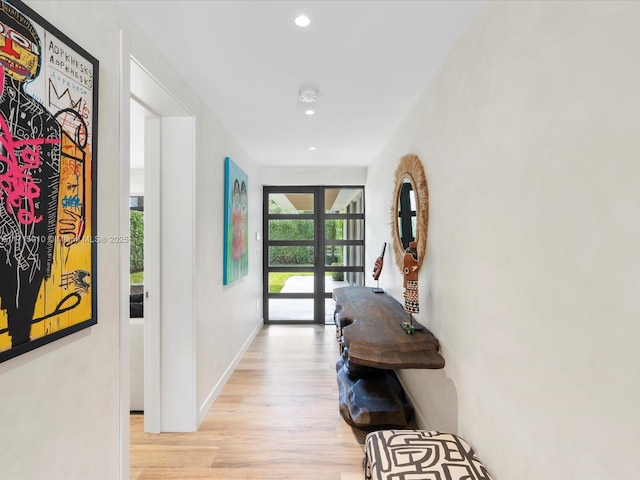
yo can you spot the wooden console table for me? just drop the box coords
[333,286,445,429]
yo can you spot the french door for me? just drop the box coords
[263,186,365,324]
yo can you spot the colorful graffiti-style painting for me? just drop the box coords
[223,157,248,285]
[0,0,98,363]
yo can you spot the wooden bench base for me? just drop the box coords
[364,430,492,480]
[336,360,413,429]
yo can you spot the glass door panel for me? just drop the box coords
[324,188,364,214]
[269,246,315,268]
[325,219,364,241]
[323,187,365,323]
[269,298,314,321]
[268,219,314,240]
[265,190,317,322]
[324,272,364,295]
[269,193,315,214]
[324,245,364,267]
[264,186,365,324]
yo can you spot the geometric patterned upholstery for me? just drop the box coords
[365,430,492,480]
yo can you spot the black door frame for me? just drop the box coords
[263,185,365,324]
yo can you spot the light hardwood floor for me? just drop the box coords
[130,325,367,479]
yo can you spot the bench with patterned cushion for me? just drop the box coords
[364,430,492,480]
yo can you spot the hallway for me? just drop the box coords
[130,325,365,479]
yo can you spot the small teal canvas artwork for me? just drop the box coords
[223,157,248,285]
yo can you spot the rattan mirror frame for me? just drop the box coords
[390,154,429,272]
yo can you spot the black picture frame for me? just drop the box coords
[0,0,99,363]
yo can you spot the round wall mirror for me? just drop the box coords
[390,154,429,272]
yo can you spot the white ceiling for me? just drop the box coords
[118,0,484,167]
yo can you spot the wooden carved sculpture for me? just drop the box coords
[403,241,419,313]
[372,242,386,293]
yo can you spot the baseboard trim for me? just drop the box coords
[197,318,263,425]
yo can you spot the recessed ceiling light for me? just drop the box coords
[305,109,315,115]
[295,15,310,27]
[309,147,316,151]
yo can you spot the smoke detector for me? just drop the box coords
[298,89,319,103]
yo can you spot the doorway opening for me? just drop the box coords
[128,98,151,415]
[128,57,196,434]
[263,186,365,324]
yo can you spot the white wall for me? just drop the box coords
[193,103,263,424]
[261,166,367,186]
[0,2,122,478]
[366,2,640,478]
[0,1,262,478]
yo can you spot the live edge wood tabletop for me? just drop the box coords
[333,285,445,370]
